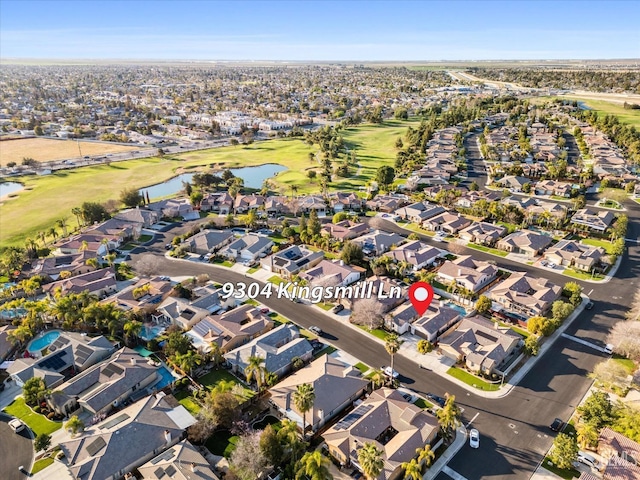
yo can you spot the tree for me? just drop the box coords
[385,333,403,376]
[394,107,408,120]
[350,298,385,329]
[563,282,583,306]
[296,450,333,480]
[357,442,384,480]
[592,359,629,390]
[259,424,284,466]
[123,319,142,347]
[65,415,85,436]
[0,246,26,278]
[577,391,613,429]
[417,339,433,355]
[470,181,479,191]
[552,301,574,323]
[243,209,259,230]
[34,433,52,452]
[7,324,33,345]
[174,350,203,377]
[190,191,203,207]
[230,431,271,480]
[475,295,492,314]
[436,394,461,441]
[164,331,192,356]
[402,459,422,480]
[608,321,640,361]
[577,422,599,450]
[307,170,317,181]
[340,241,364,265]
[332,212,348,223]
[523,335,540,356]
[376,165,395,192]
[369,369,386,389]
[549,433,578,470]
[278,418,306,463]
[245,355,267,390]
[307,209,321,237]
[80,201,109,224]
[135,254,161,277]
[416,444,435,468]
[204,391,241,429]
[23,377,48,406]
[225,213,235,228]
[119,187,144,208]
[293,383,315,436]
[527,316,552,336]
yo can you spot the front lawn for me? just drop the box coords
[542,457,580,479]
[563,268,604,281]
[581,238,617,255]
[317,302,334,311]
[212,258,234,268]
[137,234,153,242]
[247,266,260,274]
[268,312,290,325]
[31,457,55,474]
[447,366,501,391]
[313,345,337,359]
[414,398,434,410]
[354,362,370,374]
[613,355,636,374]
[467,243,509,257]
[3,397,62,436]
[357,325,390,341]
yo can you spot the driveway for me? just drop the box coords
[0,412,33,480]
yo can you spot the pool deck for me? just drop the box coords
[26,330,62,354]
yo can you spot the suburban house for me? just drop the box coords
[30,251,96,281]
[597,427,640,480]
[394,201,445,223]
[265,195,290,215]
[46,347,159,417]
[436,256,499,293]
[186,305,274,353]
[220,233,274,263]
[148,198,199,220]
[329,192,364,212]
[384,241,442,271]
[459,222,507,246]
[269,354,369,433]
[493,175,531,192]
[412,303,463,342]
[324,388,439,480]
[138,439,220,480]
[300,259,363,287]
[489,273,562,318]
[544,240,605,271]
[107,276,174,313]
[534,179,573,198]
[365,194,409,213]
[340,276,407,312]
[42,267,117,298]
[200,192,234,214]
[0,325,17,362]
[422,211,472,234]
[234,194,265,213]
[293,195,327,216]
[58,392,196,480]
[185,230,234,256]
[321,221,370,241]
[8,333,113,387]
[385,302,419,333]
[497,230,553,257]
[260,245,324,278]
[438,316,521,375]
[114,208,160,228]
[157,298,210,330]
[87,218,141,244]
[224,324,314,379]
[55,234,112,256]
[352,230,405,256]
[570,208,615,232]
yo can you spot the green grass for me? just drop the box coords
[212,258,234,268]
[313,345,337,359]
[414,398,434,410]
[137,234,153,242]
[446,366,501,391]
[317,302,334,311]
[562,268,604,281]
[612,355,636,374]
[400,222,436,236]
[3,397,62,436]
[559,97,640,129]
[467,243,509,257]
[31,457,54,475]
[173,390,202,415]
[542,457,580,480]
[357,325,390,340]
[205,430,239,457]
[581,238,617,255]
[354,362,370,374]
[247,266,260,274]
[268,312,290,325]
[268,275,285,285]
[244,298,259,306]
[197,369,253,398]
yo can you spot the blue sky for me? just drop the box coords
[1,0,638,60]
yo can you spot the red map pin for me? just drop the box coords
[408,282,435,316]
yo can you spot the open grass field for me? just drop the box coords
[0,120,418,246]
[0,138,138,166]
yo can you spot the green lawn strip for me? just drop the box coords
[400,222,436,236]
[581,238,617,255]
[137,234,153,242]
[212,259,234,268]
[541,456,580,480]
[612,355,636,374]
[198,369,244,390]
[313,345,337,359]
[247,266,260,274]
[3,397,62,436]
[317,302,334,311]
[562,269,604,281]
[509,325,530,338]
[173,390,202,415]
[268,312,290,325]
[31,457,55,475]
[413,398,434,410]
[244,298,259,306]
[357,325,390,340]
[446,366,501,391]
[268,275,285,285]
[354,362,370,374]
[467,242,509,257]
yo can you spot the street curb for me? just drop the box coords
[422,425,468,480]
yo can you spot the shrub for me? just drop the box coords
[33,406,41,413]
[47,412,56,420]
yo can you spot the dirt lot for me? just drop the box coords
[0,137,137,166]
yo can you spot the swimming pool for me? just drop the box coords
[444,302,467,316]
[153,366,179,390]
[28,330,61,353]
[0,308,27,320]
[139,325,165,342]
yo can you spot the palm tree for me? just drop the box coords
[401,459,422,480]
[48,226,58,242]
[123,319,143,346]
[208,341,223,366]
[56,218,68,237]
[37,231,46,247]
[577,422,599,449]
[416,444,435,468]
[65,415,85,436]
[85,257,99,269]
[436,393,461,442]
[357,442,384,480]
[79,240,89,252]
[244,355,267,390]
[244,209,258,229]
[7,324,33,345]
[293,383,315,437]
[72,207,83,228]
[105,253,117,267]
[212,379,235,395]
[174,350,203,377]
[369,369,386,389]
[295,450,333,480]
[278,418,306,463]
[384,333,403,379]
[225,213,235,228]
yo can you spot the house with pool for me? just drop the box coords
[47,347,160,417]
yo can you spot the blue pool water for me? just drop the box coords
[0,308,27,320]
[154,366,178,390]
[28,330,61,353]
[444,302,467,316]
[139,325,165,342]
[133,346,154,357]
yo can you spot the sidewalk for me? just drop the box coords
[422,426,467,480]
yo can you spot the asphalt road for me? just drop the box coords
[0,413,33,480]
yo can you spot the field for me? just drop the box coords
[531,96,640,129]
[0,119,419,246]
[0,138,138,166]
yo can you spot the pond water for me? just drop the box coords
[139,164,287,199]
[0,182,24,198]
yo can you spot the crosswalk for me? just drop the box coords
[560,333,607,353]
[443,465,469,480]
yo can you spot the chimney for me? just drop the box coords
[130,357,136,366]
[164,429,172,444]
[191,463,197,473]
[339,260,344,266]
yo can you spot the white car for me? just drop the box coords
[604,344,614,355]
[309,326,323,336]
[9,418,26,433]
[382,366,399,379]
[469,428,480,448]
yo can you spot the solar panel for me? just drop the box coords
[102,364,124,378]
[164,465,177,476]
[86,437,106,456]
[75,345,93,364]
[39,350,69,371]
[153,467,166,478]
[99,413,129,430]
[150,448,176,464]
[333,404,373,431]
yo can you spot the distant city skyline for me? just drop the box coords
[1,0,638,61]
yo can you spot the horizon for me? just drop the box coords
[1,0,638,61]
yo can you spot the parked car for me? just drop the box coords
[469,428,480,448]
[426,393,446,407]
[309,326,322,336]
[576,451,598,469]
[382,366,399,379]
[260,308,270,314]
[585,301,594,310]
[604,344,614,355]
[9,418,25,433]
[165,243,173,250]
[332,304,345,314]
[549,418,564,432]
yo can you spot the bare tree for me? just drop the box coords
[607,321,640,361]
[351,298,385,329]
[625,289,640,321]
[229,431,271,480]
[187,411,216,444]
[135,254,161,277]
[591,359,630,390]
